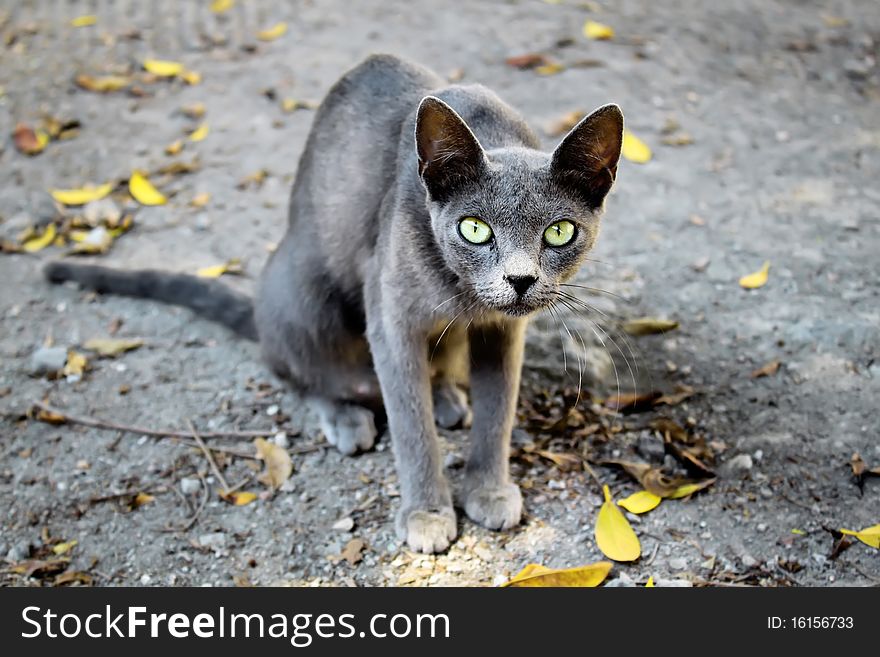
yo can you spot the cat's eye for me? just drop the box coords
[459,217,493,245]
[543,220,576,247]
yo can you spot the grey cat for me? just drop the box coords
[45,54,623,553]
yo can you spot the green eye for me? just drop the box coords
[543,220,575,247]
[459,217,493,244]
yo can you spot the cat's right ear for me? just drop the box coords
[415,96,486,202]
[551,103,624,208]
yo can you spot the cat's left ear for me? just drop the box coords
[415,96,486,202]
[551,103,624,208]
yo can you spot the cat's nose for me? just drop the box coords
[505,274,538,296]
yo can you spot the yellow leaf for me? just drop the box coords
[535,62,565,76]
[134,492,155,507]
[257,22,287,41]
[52,540,78,555]
[583,20,614,40]
[622,130,652,163]
[622,317,679,336]
[62,351,88,377]
[75,74,130,93]
[190,192,210,208]
[211,0,235,13]
[196,258,243,279]
[254,437,293,489]
[595,485,641,561]
[667,479,716,499]
[739,261,770,289]
[189,123,209,142]
[223,491,257,506]
[83,337,144,357]
[840,524,880,549]
[129,170,166,206]
[180,69,201,85]
[645,576,654,587]
[71,15,97,27]
[22,223,57,252]
[50,183,112,206]
[791,528,805,535]
[165,139,183,156]
[618,490,662,514]
[182,102,206,119]
[143,58,184,77]
[501,561,612,587]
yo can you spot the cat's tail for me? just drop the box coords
[44,261,258,341]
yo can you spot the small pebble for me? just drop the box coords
[180,477,201,495]
[741,554,758,568]
[29,346,68,375]
[725,453,753,473]
[198,532,227,548]
[272,431,289,449]
[266,404,280,416]
[668,557,688,570]
[332,517,354,532]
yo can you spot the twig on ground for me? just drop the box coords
[29,400,290,440]
[187,419,229,492]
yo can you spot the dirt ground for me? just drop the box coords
[1,0,878,587]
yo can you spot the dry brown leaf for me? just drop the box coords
[505,53,553,69]
[181,102,206,119]
[75,74,131,93]
[337,538,366,566]
[83,337,143,357]
[604,390,661,412]
[254,437,292,489]
[13,123,49,155]
[533,449,582,471]
[850,452,865,478]
[237,169,269,189]
[157,158,201,175]
[654,384,695,406]
[661,132,694,146]
[605,459,716,499]
[622,317,679,336]
[751,360,781,378]
[54,570,92,585]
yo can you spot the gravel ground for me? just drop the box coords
[1,0,878,587]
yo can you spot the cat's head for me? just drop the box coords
[416,96,623,316]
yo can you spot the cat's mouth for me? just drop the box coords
[495,299,547,317]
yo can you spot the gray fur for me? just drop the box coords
[45,54,623,553]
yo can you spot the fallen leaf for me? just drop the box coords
[604,390,661,412]
[654,384,696,406]
[133,492,154,507]
[739,261,770,289]
[595,485,641,561]
[157,158,201,175]
[9,559,69,579]
[339,538,366,566]
[83,337,144,357]
[534,450,582,471]
[54,571,92,585]
[181,102,206,119]
[50,183,113,206]
[13,123,49,155]
[617,490,662,514]
[69,226,113,254]
[75,74,130,93]
[281,98,317,112]
[661,132,694,146]
[188,123,209,142]
[180,70,201,85]
[505,53,553,69]
[211,0,235,13]
[196,258,243,279]
[645,576,654,587]
[35,408,67,425]
[544,110,585,137]
[22,223,57,252]
[535,62,565,76]
[221,490,257,506]
[622,130,652,163]
[622,317,679,336]
[751,360,781,378]
[129,170,166,205]
[62,351,88,377]
[583,20,614,40]
[70,15,97,27]
[605,459,716,499]
[190,192,210,208]
[143,58,184,77]
[851,452,866,478]
[254,437,292,489]
[839,524,880,549]
[51,540,78,555]
[257,22,287,41]
[821,14,849,28]
[237,169,269,189]
[165,139,184,155]
[501,561,612,587]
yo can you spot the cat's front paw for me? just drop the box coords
[464,483,523,531]
[319,404,376,456]
[432,382,471,429]
[396,507,457,554]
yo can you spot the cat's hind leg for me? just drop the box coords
[313,398,377,456]
[429,323,472,429]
